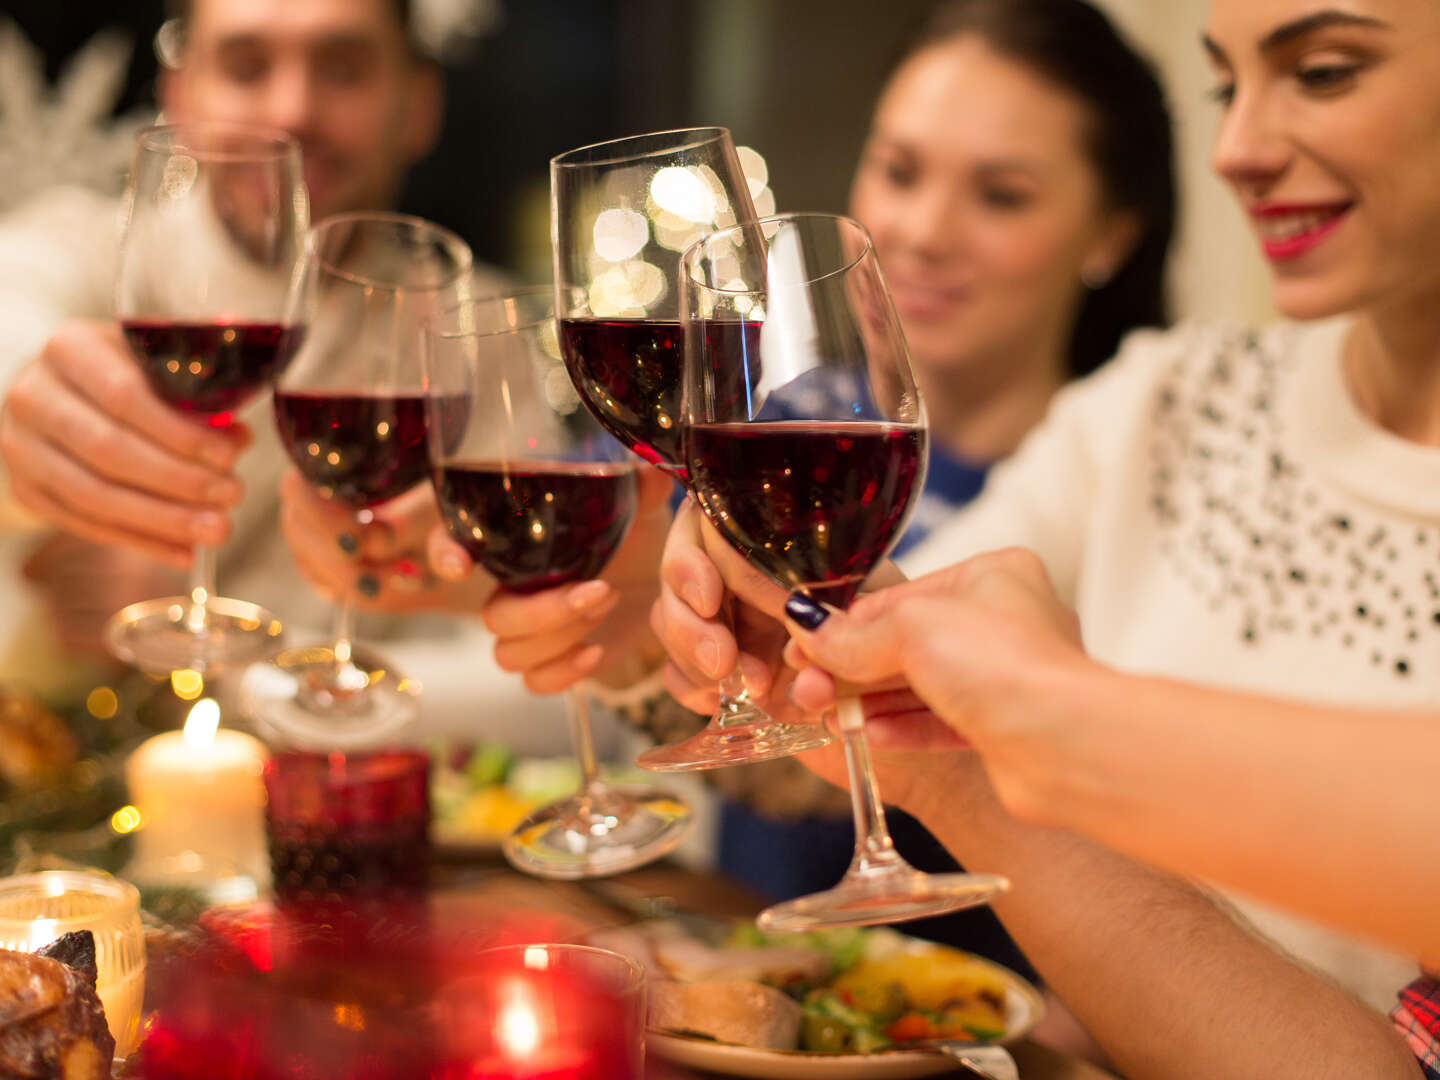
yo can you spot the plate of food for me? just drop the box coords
[428,741,559,854]
[588,919,1043,1079]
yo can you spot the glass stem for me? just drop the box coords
[837,696,904,876]
[713,598,757,727]
[566,683,602,794]
[185,544,216,634]
[331,598,357,666]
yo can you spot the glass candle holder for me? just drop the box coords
[437,943,646,1079]
[263,749,430,905]
[0,870,146,1057]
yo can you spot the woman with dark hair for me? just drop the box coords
[709,0,1176,969]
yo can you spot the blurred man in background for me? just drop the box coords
[0,0,572,753]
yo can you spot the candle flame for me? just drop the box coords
[495,993,541,1059]
[182,698,221,749]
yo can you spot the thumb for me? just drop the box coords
[427,522,475,582]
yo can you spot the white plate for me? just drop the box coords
[646,940,1043,1080]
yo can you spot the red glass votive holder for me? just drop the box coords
[263,749,430,904]
[434,943,647,1080]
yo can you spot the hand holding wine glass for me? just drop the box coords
[424,289,692,878]
[104,122,306,674]
[243,211,472,748]
[679,212,1009,929]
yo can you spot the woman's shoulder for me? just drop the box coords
[1059,318,1337,417]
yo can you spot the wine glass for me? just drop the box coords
[680,212,1010,929]
[551,126,830,770]
[424,289,692,878]
[106,122,306,675]
[242,211,472,748]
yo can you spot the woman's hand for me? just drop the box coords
[438,466,675,695]
[279,469,496,612]
[782,548,1093,820]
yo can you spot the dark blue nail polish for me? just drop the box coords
[785,593,829,630]
[337,532,359,555]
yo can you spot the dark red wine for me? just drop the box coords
[686,421,925,608]
[560,317,758,478]
[274,391,468,507]
[435,460,637,593]
[122,319,302,422]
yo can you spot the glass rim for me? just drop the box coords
[550,126,732,170]
[0,870,141,927]
[428,286,567,340]
[305,210,474,294]
[263,747,430,773]
[681,212,875,297]
[137,121,300,163]
[472,942,646,994]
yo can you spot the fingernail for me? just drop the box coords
[681,583,706,613]
[785,593,829,630]
[696,638,722,679]
[337,532,359,555]
[205,478,242,504]
[356,574,380,598]
[567,580,611,612]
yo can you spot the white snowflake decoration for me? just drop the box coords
[0,18,149,213]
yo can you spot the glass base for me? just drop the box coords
[757,869,1009,931]
[241,643,420,749]
[502,783,693,879]
[105,595,284,675]
[637,713,832,772]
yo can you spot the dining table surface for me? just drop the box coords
[427,858,1120,1080]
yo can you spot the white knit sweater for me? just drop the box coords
[903,317,1427,1011]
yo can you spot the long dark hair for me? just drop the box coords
[893,0,1176,378]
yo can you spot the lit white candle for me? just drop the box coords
[124,699,269,887]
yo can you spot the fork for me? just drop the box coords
[926,1041,1020,1080]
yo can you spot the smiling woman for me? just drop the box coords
[849,0,1440,1017]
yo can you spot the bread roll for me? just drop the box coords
[649,979,802,1050]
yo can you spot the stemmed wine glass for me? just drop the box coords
[424,289,692,878]
[680,212,1010,929]
[242,212,472,747]
[106,122,307,674]
[551,126,830,770]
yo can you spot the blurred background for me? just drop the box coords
[0,0,1273,325]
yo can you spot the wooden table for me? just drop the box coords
[431,861,1118,1080]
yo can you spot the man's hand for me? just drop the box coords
[1,319,249,565]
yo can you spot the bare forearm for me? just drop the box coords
[913,760,1419,1080]
[1016,664,1440,961]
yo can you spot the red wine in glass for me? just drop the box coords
[425,289,692,879]
[105,123,306,677]
[686,420,925,608]
[122,319,302,423]
[434,460,638,593]
[559,318,762,481]
[274,390,470,507]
